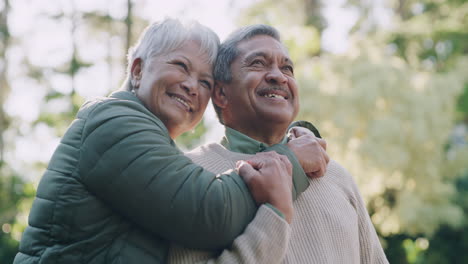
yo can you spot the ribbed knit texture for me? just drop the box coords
[169,205,290,264]
[168,143,389,264]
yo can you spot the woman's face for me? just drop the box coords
[132,40,214,139]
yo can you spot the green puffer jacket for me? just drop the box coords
[14,91,309,264]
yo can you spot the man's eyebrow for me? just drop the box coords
[243,51,268,63]
[284,57,294,67]
[243,51,294,67]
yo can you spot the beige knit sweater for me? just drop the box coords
[168,143,389,264]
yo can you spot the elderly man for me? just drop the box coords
[168,25,389,263]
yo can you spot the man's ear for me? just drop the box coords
[130,58,143,88]
[212,81,228,109]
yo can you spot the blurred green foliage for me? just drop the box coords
[0,1,206,263]
[0,162,35,263]
[457,84,468,120]
[241,0,468,263]
[176,121,208,151]
[422,170,468,264]
[1,0,467,263]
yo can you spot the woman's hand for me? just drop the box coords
[237,152,294,224]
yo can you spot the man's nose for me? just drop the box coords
[265,66,288,84]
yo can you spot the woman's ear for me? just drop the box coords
[130,58,143,88]
[212,81,227,109]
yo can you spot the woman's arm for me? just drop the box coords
[168,205,291,264]
[77,98,307,250]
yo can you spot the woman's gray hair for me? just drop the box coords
[213,24,281,123]
[123,18,220,91]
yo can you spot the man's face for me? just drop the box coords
[218,35,299,129]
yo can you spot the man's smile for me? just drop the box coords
[257,87,290,100]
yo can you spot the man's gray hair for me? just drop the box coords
[213,24,281,123]
[123,18,220,91]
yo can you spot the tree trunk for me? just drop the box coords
[396,0,409,20]
[304,0,326,33]
[0,0,11,162]
[125,0,133,58]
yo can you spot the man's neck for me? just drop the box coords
[225,123,288,146]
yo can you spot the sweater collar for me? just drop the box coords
[220,126,288,154]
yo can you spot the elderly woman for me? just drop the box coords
[14,19,311,264]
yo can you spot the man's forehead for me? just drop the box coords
[237,35,290,59]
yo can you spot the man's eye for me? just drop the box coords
[251,59,265,66]
[283,65,294,74]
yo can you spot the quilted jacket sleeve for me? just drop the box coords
[262,144,309,199]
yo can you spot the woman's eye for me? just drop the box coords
[175,61,188,71]
[200,80,212,90]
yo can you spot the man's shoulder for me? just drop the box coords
[186,142,225,157]
[183,143,232,173]
[327,159,350,176]
[185,143,255,173]
[187,143,255,159]
[184,143,228,165]
[321,159,363,199]
[323,159,356,183]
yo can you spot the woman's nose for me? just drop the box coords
[182,77,199,96]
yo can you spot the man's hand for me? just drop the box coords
[287,127,329,178]
[237,152,294,224]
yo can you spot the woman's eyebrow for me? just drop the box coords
[180,56,193,68]
[200,73,214,81]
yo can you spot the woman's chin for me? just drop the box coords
[160,106,204,137]
[165,121,189,139]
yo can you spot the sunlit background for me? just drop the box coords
[1,0,467,263]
